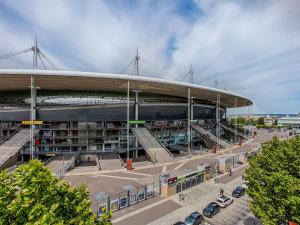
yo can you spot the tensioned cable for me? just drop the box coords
[0,48,32,60]
[121,58,135,74]
[39,50,58,70]
[139,58,173,78]
[37,52,47,70]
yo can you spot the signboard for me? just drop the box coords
[190,119,198,123]
[130,193,137,204]
[110,199,119,211]
[120,197,128,209]
[22,120,43,125]
[167,177,177,185]
[128,120,146,125]
[97,203,107,218]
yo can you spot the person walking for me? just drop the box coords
[220,188,224,197]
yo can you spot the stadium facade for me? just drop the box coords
[0,69,252,168]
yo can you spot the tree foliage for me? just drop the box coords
[0,160,111,225]
[246,136,300,225]
[256,117,265,125]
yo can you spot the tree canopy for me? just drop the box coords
[0,160,111,225]
[246,136,300,225]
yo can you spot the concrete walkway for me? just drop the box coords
[112,164,249,225]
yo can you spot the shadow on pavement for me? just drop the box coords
[243,216,263,225]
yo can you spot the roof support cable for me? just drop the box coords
[37,52,47,70]
[121,58,135,74]
[0,48,32,60]
[139,58,173,78]
[38,50,58,70]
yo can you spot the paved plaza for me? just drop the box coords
[62,129,287,224]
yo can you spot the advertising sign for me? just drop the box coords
[120,197,128,209]
[110,199,119,211]
[97,203,107,217]
[130,193,137,204]
[138,190,145,202]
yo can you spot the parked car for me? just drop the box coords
[232,186,246,198]
[203,202,221,218]
[185,211,204,225]
[173,222,185,225]
[216,195,233,208]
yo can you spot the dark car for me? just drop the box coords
[185,211,204,225]
[232,186,246,198]
[203,202,221,218]
[173,222,185,225]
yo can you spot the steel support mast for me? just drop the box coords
[30,37,38,160]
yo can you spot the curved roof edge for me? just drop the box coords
[0,69,253,108]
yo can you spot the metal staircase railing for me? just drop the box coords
[131,128,173,163]
[192,125,231,149]
[220,123,248,140]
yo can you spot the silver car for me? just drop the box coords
[216,196,233,208]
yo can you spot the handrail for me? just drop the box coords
[0,126,20,145]
[54,152,80,179]
[160,142,174,158]
[116,153,125,167]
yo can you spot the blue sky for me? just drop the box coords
[0,0,299,114]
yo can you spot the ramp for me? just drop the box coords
[220,123,248,140]
[0,129,31,170]
[46,153,78,178]
[131,128,173,163]
[99,152,124,170]
[192,125,231,149]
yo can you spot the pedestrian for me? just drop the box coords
[220,188,224,196]
[229,168,232,176]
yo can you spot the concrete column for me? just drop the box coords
[127,80,130,160]
[30,75,37,160]
[133,90,141,158]
[187,88,191,158]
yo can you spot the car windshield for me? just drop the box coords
[217,199,223,203]
[185,216,194,223]
[205,205,215,212]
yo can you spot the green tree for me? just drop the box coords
[245,137,300,225]
[0,160,111,225]
[256,117,265,125]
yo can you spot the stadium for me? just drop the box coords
[0,68,252,170]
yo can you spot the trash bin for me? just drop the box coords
[126,159,132,170]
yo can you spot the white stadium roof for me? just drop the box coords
[0,69,252,108]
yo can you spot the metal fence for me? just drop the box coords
[95,181,160,218]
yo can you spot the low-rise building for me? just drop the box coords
[278,116,300,129]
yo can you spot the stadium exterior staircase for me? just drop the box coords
[131,128,173,163]
[0,128,31,170]
[45,153,79,178]
[99,152,124,170]
[192,125,231,149]
[220,123,248,140]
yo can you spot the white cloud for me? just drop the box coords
[0,0,299,113]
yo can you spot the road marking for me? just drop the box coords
[162,165,167,173]
[88,174,140,181]
[123,171,153,177]
[174,160,187,170]
[112,198,178,224]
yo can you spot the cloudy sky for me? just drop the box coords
[0,0,299,113]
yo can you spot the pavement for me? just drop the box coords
[144,165,254,225]
[62,129,288,223]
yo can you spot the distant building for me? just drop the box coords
[263,116,276,126]
[278,116,300,128]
